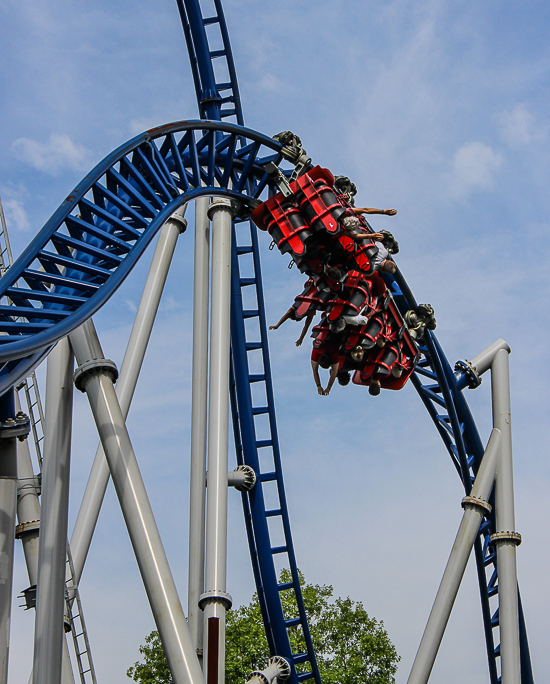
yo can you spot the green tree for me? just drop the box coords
[127,571,399,684]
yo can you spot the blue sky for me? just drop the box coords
[2,0,550,682]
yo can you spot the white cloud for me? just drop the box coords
[12,133,92,175]
[2,198,30,232]
[499,104,548,149]
[449,141,504,197]
[159,295,182,313]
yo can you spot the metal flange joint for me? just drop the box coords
[461,495,492,515]
[206,197,234,220]
[454,359,482,389]
[490,531,522,546]
[74,358,119,392]
[198,589,233,611]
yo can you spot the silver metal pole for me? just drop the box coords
[407,428,501,684]
[188,196,210,661]
[470,339,510,376]
[70,206,187,584]
[15,425,40,588]
[201,198,233,684]
[15,395,76,684]
[69,320,204,684]
[491,348,521,684]
[0,394,18,684]
[33,338,74,684]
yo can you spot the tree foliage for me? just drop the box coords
[127,570,399,684]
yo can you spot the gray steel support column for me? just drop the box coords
[15,418,40,589]
[33,338,74,684]
[188,196,210,661]
[471,339,510,376]
[15,396,76,684]
[70,206,187,584]
[407,428,501,684]
[0,392,18,684]
[491,348,521,684]
[202,198,233,684]
[69,320,204,684]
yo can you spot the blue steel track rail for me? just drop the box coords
[176,3,325,681]
[0,120,280,393]
[175,0,244,124]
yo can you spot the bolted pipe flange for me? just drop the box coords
[0,411,30,441]
[15,519,40,539]
[267,656,291,681]
[198,589,233,611]
[490,531,522,546]
[247,656,291,684]
[74,358,118,392]
[229,465,257,491]
[454,359,482,389]
[206,197,234,220]
[461,495,492,515]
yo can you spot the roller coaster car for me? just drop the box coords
[293,276,336,319]
[324,271,387,324]
[311,296,420,392]
[251,166,379,275]
[351,299,420,391]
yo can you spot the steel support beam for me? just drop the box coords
[15,395,75,684]
[407,428,501,684]
[491,349,521,684]
[33,338,74,684]
[69,320,203,684]
[0,390,18,684]
[188,196,210,662]
[70,206,187,584]
[201,198,233,684]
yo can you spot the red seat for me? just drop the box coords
[291,166,345,235]
[251,194,312,257]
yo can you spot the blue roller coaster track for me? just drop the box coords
[1,1,534,683]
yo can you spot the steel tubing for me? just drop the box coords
[33,338,74,684]
[0,394,17,684]
[470,339,510,377]
[188,196,210,659]
[202,198,233,684]
[15,396,76,684]
[69,320,203,684]
[491,348,521,684]
[407,428,501,684]
[70,206,187,584]
[14,416,40,586]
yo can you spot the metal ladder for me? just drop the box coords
[17,373,45,469]
[65,547,97,684]
[229,218,322,684]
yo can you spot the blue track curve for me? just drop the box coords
[0,120,281,389]
[2,1,534,682]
